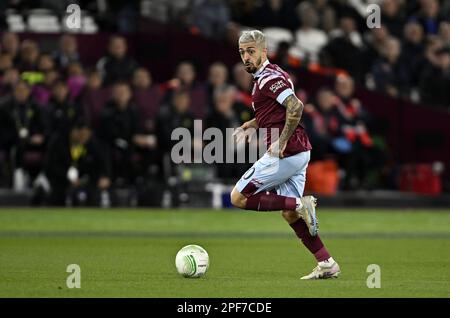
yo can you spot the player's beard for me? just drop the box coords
[244,57,262,74]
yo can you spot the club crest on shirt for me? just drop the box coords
[269,80,286,93]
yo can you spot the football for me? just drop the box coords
[175,244,209,278]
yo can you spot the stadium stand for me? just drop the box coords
[0,0,449,207]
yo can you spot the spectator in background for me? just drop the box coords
[32,69,59,107]
[334,74,369,127]
[443,0,450,20]
[131,67,162,134]
[52,34,80,70]
[292,2,328,63]
[232,62,253,108]
[380,0,406,39]
[206,84,252,132]
[141,0,192,25]
[190,0,231,38]
[47,80,84,138]
[333,75,380,189]
[303,88,339,161]
[17,39,40,72]
[439,21,450,46]
[1,32,20,65]
[205,84,252,180]
[364,24,392,69]
[206,62,229,106]
[271,41,296,71]
[371,38,411,98]
[37,54,55,72]
[26,55,57,107]
[310,0,337,34]
[0,81,47,191]
[228,0,257,27]
[97,82,156,186]
[66,62,87,101]
[0,53,13,74]
[320,16,365,82]
[334,74,375,155]
[132,67,153,91]
[409,0,442,36]
[44,121,111,206]
[168,61,208,119]
[401,21,426,88]
[251,0,299,31]
[97,35,138,86]
[156,89,195,168]
[419,46,450,108]
[327,0,365,31]
[79,69,109,128]
[0,68,20,97]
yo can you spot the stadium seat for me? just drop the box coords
[305,159,339,196]
[81,16,99,34]
[27,9,61,33]
[399,164,442,196]
[6,11,26,32]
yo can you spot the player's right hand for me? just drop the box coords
[232,126,256,144]
[232,127,246,143]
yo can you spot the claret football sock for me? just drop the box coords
[245,192,297,211]
[289,218,331,262]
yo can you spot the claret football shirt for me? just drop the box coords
[251,60,312,157]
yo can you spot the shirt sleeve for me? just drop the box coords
[257,74,294,105]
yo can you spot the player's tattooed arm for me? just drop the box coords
[278,94,303,146]
[268,94,303,157]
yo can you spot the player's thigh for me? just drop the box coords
[276,151,310,198]
[234,153,294,197]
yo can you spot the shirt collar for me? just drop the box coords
[252,59,270,78]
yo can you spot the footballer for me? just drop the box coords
[231,30,340,279]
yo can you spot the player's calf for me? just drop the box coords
[281,210,299,224]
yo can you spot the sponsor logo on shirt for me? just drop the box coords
[269,80,287,93]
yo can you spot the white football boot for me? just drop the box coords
[296,196,319,236]
[300,257,341,280]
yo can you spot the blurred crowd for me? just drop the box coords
[3,0,450,108]
[0,30,389,206]
[143,0,450,108]
[0,32,256,206]
[0,0,449,206]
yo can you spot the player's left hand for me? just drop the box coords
[268,140,287,158]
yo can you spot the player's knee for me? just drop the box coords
[230,188,246,209]
[281,210,299,224]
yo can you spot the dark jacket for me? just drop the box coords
[45,133,111,186]
[0,96,47,149]
[97,101,143,151]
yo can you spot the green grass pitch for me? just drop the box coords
[0,208,449,298]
